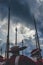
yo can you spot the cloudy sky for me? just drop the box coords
[0,0,43,57]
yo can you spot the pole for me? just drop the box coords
[33,16,42,60]
[15,27,17,46]
[6,0,10,59]
[22,40,24,55]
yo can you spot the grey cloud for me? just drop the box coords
[0,0,34,26]
[1,0,43,36]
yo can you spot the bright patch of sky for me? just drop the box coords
[0,17,43,47]
[37,0,43,2]
[0,18,35,44]
[0,18,7,28]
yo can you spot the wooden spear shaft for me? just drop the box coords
[6,0,10,59]
[33,16,42,60]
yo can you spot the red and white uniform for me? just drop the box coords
[36,59,43,65]
[6,55,36,65]
[0,56,6,65]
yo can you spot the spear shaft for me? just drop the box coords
[6,1,10,59]
[33,16,42,60]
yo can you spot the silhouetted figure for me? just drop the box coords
[5,46,36,65]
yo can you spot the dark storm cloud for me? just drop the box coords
[0,0,34,25]
[0,5,8,21]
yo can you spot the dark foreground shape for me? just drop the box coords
[5,55,36,65]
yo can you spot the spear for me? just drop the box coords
[15,27,17,46]
[33,16,42,60]
[6,0,10,59]
[22,40,24,55]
